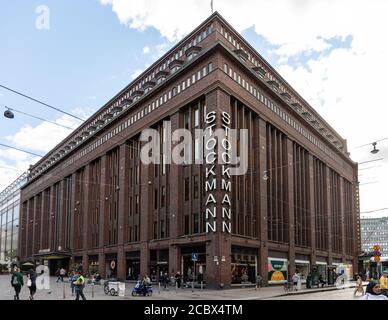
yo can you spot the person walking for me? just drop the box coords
[292,272,300,291]
[73,271,86,300]
[162,272,170,290]
[354,275,364,296]
[255,273,263,290]
[55,268,61,282]
[69,271,78,296]
[379,271,388,296]
[362,282,388,300]
[11,267,24,300]
[59,268,66,282]
[27,269,37,300]
[175,271,182,289]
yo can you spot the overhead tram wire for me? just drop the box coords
[1,105,76,130]
[0,84,85,122]
[354,137,388,149]
[0,143,44,158]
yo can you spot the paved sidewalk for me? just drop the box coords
[0,275,366,300]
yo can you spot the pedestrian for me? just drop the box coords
[379,271,388,296]
[292,272,300,291]
[59,267,66,282]
[175,271,182,289]
[256,273,263,290]
[55,268,61,282]
[27,269,37,300]
[362,282,388,300]
[162,272,170,290]
[11,267,24,300]
[354,275,364,296]
[73,271,86,300]
[70,271,78,296]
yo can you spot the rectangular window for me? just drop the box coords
[154,189,158,210]
[185,178,190,202]
[194,107,199,128]
[194,175,199,199]
[135,195,139,214]
[184,111,190,130]
[161,186,166,207]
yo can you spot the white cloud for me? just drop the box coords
[130,68,144,80]
[143,46,150,54]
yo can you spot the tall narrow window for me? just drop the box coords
[185,178,190,202]
[194,175,199,199]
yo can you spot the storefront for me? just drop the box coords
[231,246,257,285]
[88,255,99,275]
[181,246,206,284]
[105,253,117,279]
[295,259,310,284]
[268,257,288,284]
[149,249,169,282]
[126,251,140,281]
[313,260,328,282]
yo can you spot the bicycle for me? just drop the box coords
[284,281,293,292]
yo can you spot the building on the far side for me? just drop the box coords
[0,172,27,269]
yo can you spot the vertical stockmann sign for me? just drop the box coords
[139,110,248,234]
[204,111,247,234]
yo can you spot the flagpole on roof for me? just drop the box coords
[211,0,214,14]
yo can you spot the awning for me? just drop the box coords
[33,251,72,260]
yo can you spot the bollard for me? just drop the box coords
[63,282,66,299]
[255,284,257,291]
[201,281,203,291]
[158,282,161,295]
[191,281,194,293]
[175,282,178,294]
[92,283,94,298]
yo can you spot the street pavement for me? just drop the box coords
[0,275,366,300]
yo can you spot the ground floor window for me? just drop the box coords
[88,257,99,275]
[231,246,258,284]
[105,254,117,279]
[180,246,206,284]
[295,260,310,283]
[149,249,169,282]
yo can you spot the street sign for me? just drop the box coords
[373,245,381,252]
[192,253,198,262]
[375,256,381,263]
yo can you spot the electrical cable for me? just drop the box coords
[0,84,85,122]
[0,143,43,157]
[1,104,76,130]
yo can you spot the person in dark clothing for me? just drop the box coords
[27,269,37,300]
[11,268,24,300]
[175,271,182,289]
[162,272,170,290]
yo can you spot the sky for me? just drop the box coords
[0,0,387,219]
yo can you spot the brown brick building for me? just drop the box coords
[19,13,360,288]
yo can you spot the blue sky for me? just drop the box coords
[1,0,388,217]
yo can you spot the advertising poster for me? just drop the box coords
[268,258,288,283]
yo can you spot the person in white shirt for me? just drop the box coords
[362,282,388,300]
[292,272,300,291]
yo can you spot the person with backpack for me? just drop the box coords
[73,270,86,300]
[11,267,24,300]
[27,269,37,300]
